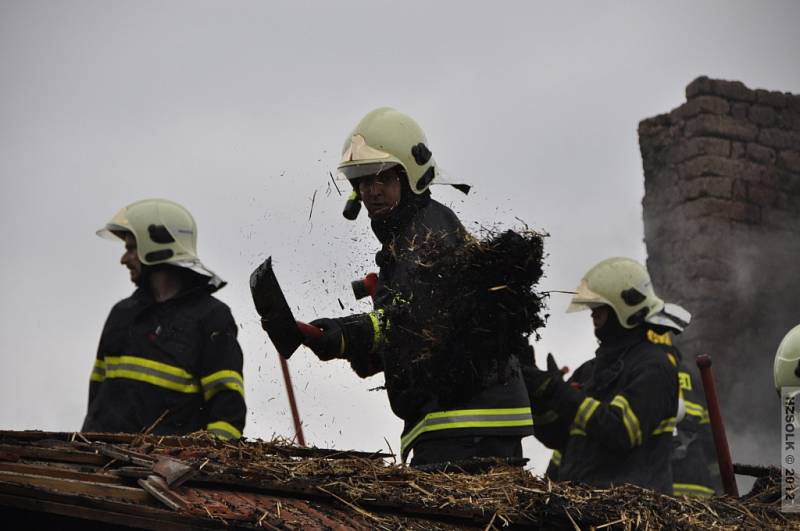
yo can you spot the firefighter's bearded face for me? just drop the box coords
[120,233,142,284]
[358,166,403,219]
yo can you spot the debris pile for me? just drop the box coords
[736,463,781,504]
[383,229,547,407]
[0,431,793,530]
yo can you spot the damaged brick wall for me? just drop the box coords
[639,77,800,465]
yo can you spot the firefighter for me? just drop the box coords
[299,107,533,465]
[775,326,800,451]
[774,325,800,391]
[525,257,678,493]
[82,199,246,441]
[645,305,717,497]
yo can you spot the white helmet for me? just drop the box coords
[567,257,664,328]
[338,107,437,194]
[97,198,224,288]
[646,303,692,334]
[774,325,800,391]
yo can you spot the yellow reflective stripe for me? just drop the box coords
[569,428,587,436]
[667,353,678,368]
[412,406,532,420]
[534,410,558,425]
[685,399,710,424]
[201,370,245,401]
[652,416,677,435]
[673,483,715,497]
[412,419,533,430]
[647,329,672,346]
[572,397,601,431]
[678,371,692,391]
[105,369,201,393]
[684,400,705,415]
[368,309,384,352]
[104,356,200,394]
[684,400,710,424]
[550,450,562,467]
[207,421,241,441]
[91,359,106,382]
[610,394,642,447]
[400,407,533,458]
[391,294,410,305]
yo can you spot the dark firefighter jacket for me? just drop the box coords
[530,327,678,494]
[646,329,716,497]
[82,285,246,441]
[342,195,534,462]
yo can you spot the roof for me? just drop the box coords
[0,430,793,530]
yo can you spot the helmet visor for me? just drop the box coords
[96,206,134,240]
[337,134,402,181]
[98,220,135,238]
[337,161,400,181]
[566,279,609,313]
[341,134,393,163]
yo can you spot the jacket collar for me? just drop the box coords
[595,326,646,364]
[370,190,432,245]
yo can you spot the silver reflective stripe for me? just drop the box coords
[105,362,196,386]
[420,412,532,427]
[400,407,533,460]
[91,366,106,380]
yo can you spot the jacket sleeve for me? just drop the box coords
[679,365,711,430]
[345,251,401,378]
[82,314,113,431]
[343,310,387,378]
[197,304,247,441]
[532,352,678,453]
[578,352,678,452]
[530,367,586,450]
[545,450,562,480]
[86,356,104,409]
[678,365,720,488]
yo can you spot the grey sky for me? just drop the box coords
[1,1,798,471]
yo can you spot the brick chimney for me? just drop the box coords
[639,77,800,464]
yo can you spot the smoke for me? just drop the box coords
[670,228,799,468]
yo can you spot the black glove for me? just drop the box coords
[517,345,536,370]
[305,318,345,361]
[305,314,378,362]
[522,352,563,400]
[249,259,274,318]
